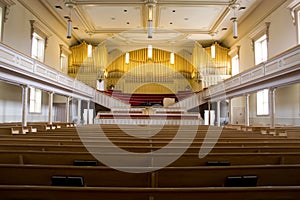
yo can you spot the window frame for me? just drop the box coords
[30,20,51,63]
[256,89,269,116]
[59,44,71,73]
[288,0,300,44]
[31,32,45,62]
[228,45,240,76]
[29,87,42,114]
[254,34,268,65]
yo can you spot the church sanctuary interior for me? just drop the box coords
[1,0,300,199]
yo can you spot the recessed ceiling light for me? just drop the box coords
[55,5,62,9]
[126,22,130,24]
[124,9,127,12]
[172,10,176,12]
[170,22,173,24]
[111,17,116,20]
[184,17,189,21]
[222,27,227,31]
[64,16,70,19]
[73,27,78,30]
[239,6,246,10]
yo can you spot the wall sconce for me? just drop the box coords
[87,44,92,57]
[170,52,174,64]
[125,52,129,64]
[211,43,216,59]
[148,44,153,59]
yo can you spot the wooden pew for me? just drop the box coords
[0,164,300,187]
[1,150,300,166]
[0,185,300,200]
[2,143,300,153]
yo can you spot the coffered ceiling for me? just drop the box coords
[39,0,261,47]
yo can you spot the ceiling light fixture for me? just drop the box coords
[64,0,76,39]
[146,0,157,39]
[229,2,240,39]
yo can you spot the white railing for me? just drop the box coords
[206,44,300,98]
[0,42,129,109]
[1,41,299,110]
[176,44,300,108]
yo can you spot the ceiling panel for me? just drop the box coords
[38,0,262,46]
[158,6,225,30]
[83,6,142,29]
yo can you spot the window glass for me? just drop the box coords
[231,54,239,76]
[257,89,269,115]
[31,32,45,62]
[254,34,268,65]
[29,87,42,113]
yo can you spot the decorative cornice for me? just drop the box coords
[0,0,15,23]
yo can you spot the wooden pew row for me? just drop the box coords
[0,123,283,140]
[1,143,300,153]
[0,150,300,166]
[225,125,300,137]
[0,164,300,187]
[1,137,300,147]
[0,122,75,133]
[1,185,300,200]
[0,133,297,143]
[2,128,280,139]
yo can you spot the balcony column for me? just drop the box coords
[269,88,276,128]
[66,97,71,123]
[21,85,29,127]
[208,101,211,125]
[245,94,250,126]
[77,99,82,125]
[228,98,232,125]
[216,100,221,127]
[86,100,90,125]
[48,92,54,125]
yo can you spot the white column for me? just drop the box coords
[77,99,82,125]
[208,101,211,125]
[269,88,276,128]
[21,85,29,127]
[66,97,71,123]
[228,98,232,125]
[245,94,250,126]
[48,92,54,125]
[86,100,90,125]
[216,100,221,127]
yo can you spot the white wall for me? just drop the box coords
[3,0,70,72]
[224,0,300,126]
[0,1,73,123]
[0,82,22,122]
[0,82,49,123]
